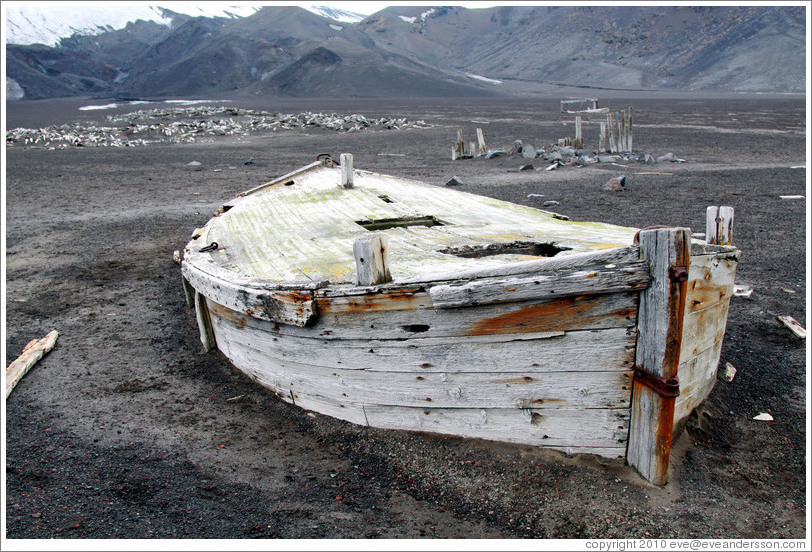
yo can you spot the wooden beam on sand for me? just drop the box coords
[6,330,59,398]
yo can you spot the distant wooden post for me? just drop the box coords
[628,227,690,485]
[574,116,582,149]
[706,206,734,245]
[607,113,617,153]
[476,128,487,155]
[194,292,216,353]
[627,107,634,152]
[620,110,627,152]
[354,234,392,286]
[452,129,465,160]
[599,121,607,152]
[340,153,354,188]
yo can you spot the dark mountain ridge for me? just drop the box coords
[5,5,805,101]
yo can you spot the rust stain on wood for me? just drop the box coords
[468,294,636,336]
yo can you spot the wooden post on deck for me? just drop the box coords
[354,234,392,286]
[340,153,354,188]
[627,227,690,485]
[194,291,216,353]
[706,206,734,245]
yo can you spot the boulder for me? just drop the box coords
[603,174,626,191]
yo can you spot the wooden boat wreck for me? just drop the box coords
[181,154,739,485]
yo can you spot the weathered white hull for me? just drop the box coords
[181,158,739,483]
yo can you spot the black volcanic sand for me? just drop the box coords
[4,95,807,540]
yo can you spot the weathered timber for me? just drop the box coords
[429,258,650,308]
[628,227,690,485]
[599,121,607,152]
[194,291,216,352]
[574,116,583,149]
[476,128,487,154]
[706,206,734,246]
[340,153,354,189]
[181,275,195,307]
[354,233,392,286]
[627,107,634,152]
[6,330,59,398]
[778,315,806,338]
[209,302,636,373]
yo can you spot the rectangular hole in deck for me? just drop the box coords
[355,216,445,231]
[439,242,570,258]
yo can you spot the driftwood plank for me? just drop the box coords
[6,330,59,398]
[628,227,690,485]
[778,315,806,338]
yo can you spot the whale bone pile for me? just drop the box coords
[6,106,433,149]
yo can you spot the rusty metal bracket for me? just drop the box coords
[669,265,689,282]
[633,367,680,398]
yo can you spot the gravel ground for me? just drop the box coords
[4,94,807,543]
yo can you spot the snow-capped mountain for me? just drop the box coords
[3,3,365,46]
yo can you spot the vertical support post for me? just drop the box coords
[627,106,634,152]
[628,227,690,485]
[340,153,354,188]
[620,109,627,152]
[574,116,582,149]
[354,234,392,286]
[599,121,607,152]
[452,129,464,160]
[476,128,487,155]
[706,206,734,245]
[182,275,195,307]
[194,291,216,353]
[607,113,617,153]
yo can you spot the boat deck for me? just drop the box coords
[196,163,639,286]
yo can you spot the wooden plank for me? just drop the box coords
[706,206,735,246]
[627,227,690,485]
[208,303,636,374]
[340,153,354,189]
[674,338,724,424]
[229,362,629,455]
[684,253,738,315]
[182,262,317,327]
[6,330,59,398]
[353,233,391,286]
[574,116,582,149]
[778,315,806,338]
[194,292,216,352]
[429,258,650,309]
[599,121,607,152]
[215,330,633,410]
